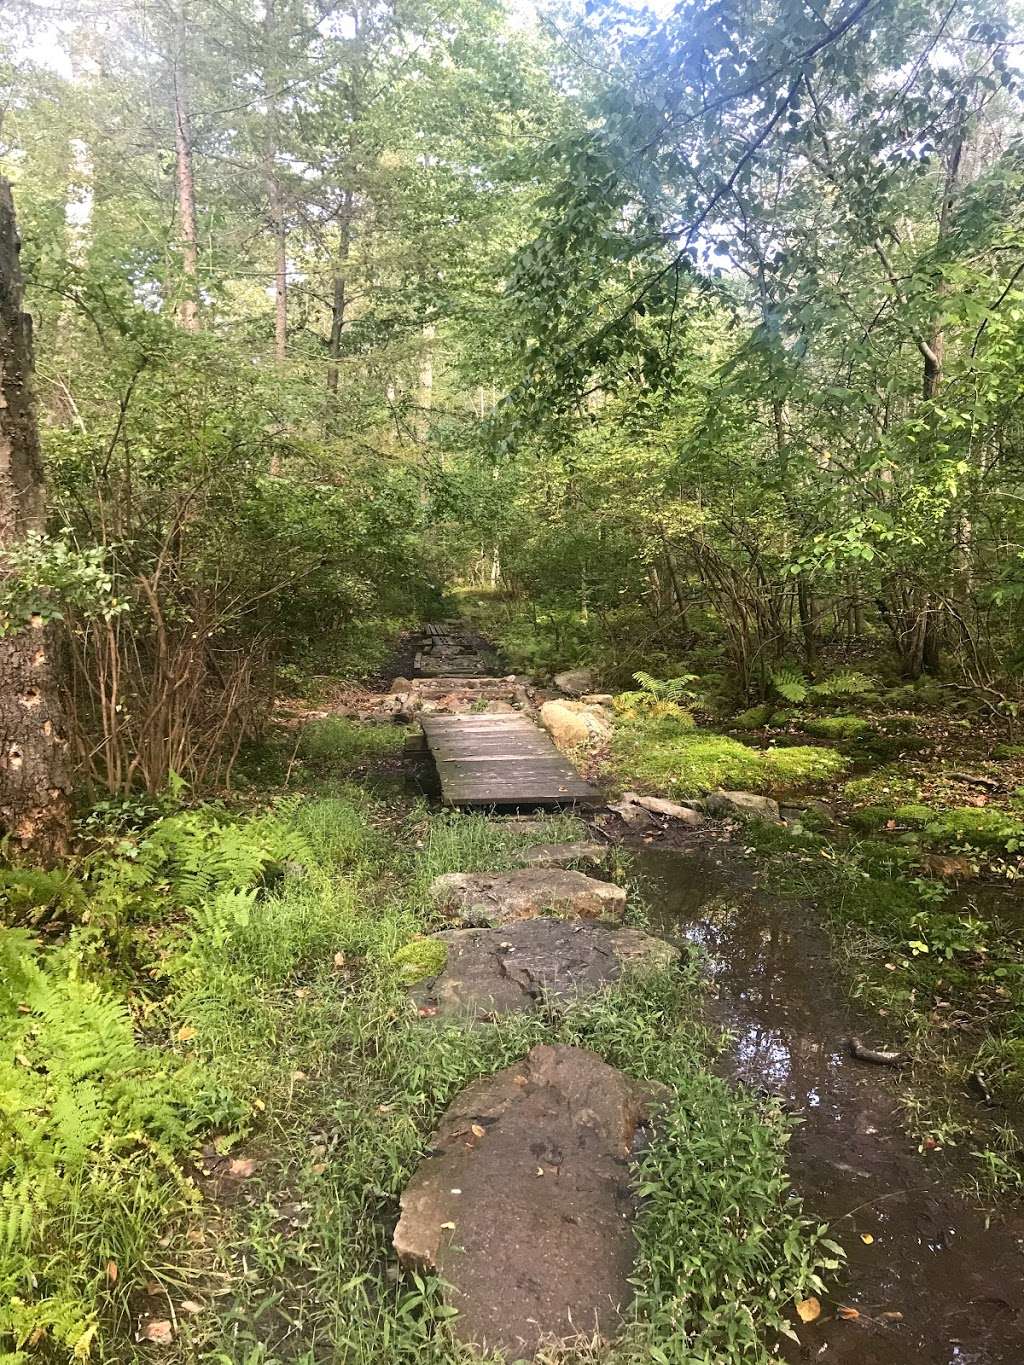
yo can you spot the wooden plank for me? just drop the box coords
[419,712,599,809]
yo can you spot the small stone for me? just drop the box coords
[704,790,783,824]
[552,668,595,696]
[517,841,609,869]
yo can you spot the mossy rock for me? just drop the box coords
[805,714,871,741]
[923,807,1024,853]
[612,723,848,798]
[392,938,448,983]
[732,704,776,730]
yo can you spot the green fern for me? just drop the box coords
[770,667,810,703]
[811,669,875,698]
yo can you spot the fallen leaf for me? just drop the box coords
[179,1300,204,1315]
[105,1260,118,1284]
[228,1157,257,1179]
[333,952,347,970]
[294,987,311,1000]
[881,1310,904,1322]
[837,1305,861,1321]
[860,1233,874,1244]
[440,1221,456,1230]
[417,1006,438,1018]
[535,1166,545,1176]
[796,1296,821,1323]
[470,1123,486,1138]
[140,1320,173,1346]
[176,1025,197,1042]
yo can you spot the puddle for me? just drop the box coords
[631,845,1024,1364]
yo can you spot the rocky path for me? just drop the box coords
[391,814,679,1355]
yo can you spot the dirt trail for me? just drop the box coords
[631,844,1024,1364]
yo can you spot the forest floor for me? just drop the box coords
[9,623,1024,1365]
[174,624,1024,1365]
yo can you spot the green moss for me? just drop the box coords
[923,806,1024,852]
[805,714,870,740]
[843,771,919,805]
[732,704,776,730]
[613,722,848,797]
[391,937,448,983]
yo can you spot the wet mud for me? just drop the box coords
[630,844,1024,1364]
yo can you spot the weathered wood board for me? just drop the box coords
[419,713,599,809]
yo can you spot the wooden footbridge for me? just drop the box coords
[419,713,599,810]
[407,622,599,810]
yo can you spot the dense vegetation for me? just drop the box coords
[3,0,1024,1360]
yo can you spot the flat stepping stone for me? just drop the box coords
[411,918,679,1021]
[517,840,609,869]
[429,868,626,926]
[393,1043,666,1359]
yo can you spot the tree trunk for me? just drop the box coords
[0,180,73,860]
[326,189,353,395]
[172,6,200,332]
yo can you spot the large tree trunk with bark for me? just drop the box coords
[0,180,73,860]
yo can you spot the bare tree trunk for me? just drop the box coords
[326,189,353,395]
[261,0,287,364]
[922,123,965,399]
[0,180,73,860]
[172,6,200,332]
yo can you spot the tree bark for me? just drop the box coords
[326,189,353,395]
[172,6,200,332]
[0,180,73,860]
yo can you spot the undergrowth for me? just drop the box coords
[1,792,838,1364]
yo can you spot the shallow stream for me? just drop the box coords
[630,844,1024,1364]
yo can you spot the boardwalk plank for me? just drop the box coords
[420,712,599,810]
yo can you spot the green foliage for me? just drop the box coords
[0,533,125,637]
[296,717,406,775]
[771,669,876,707]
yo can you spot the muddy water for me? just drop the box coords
[630,845,1024,1364]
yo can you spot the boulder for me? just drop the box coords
[410,918,679,1021]
[704,790,783,824]
[552,668,595,696]
[429,868,626,926]
[517,840,609,869]
[540,699,611,752]
[393,1044,665,1358]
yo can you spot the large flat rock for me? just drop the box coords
[411,918,679,1022]
[393,1044,664,1358]
[429,868,626,926]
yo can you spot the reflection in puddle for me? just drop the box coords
[630,845,1024,1365]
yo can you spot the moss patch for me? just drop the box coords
[805,714,871,740]
[391,937,448,983]
[613,721,849,798]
